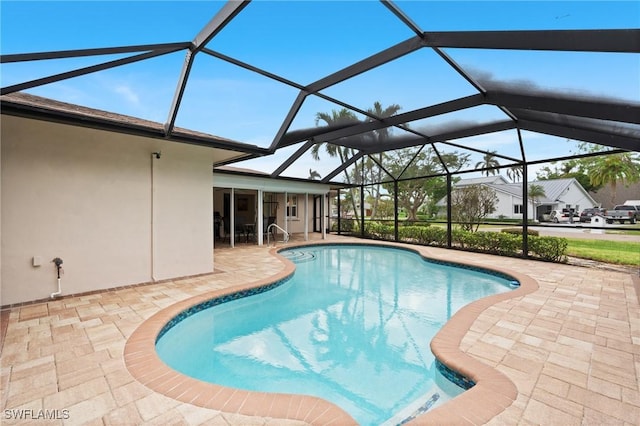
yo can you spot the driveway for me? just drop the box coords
[530,224,640,242]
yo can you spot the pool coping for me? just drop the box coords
[124,240,539,425]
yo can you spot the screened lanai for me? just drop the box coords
[2,0,639,252]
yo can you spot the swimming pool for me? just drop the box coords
[156,244,516,425]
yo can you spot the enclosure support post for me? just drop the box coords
[322,192,327,240]
[337,189,341,235]
[257,189,264,246]
[446,174,452,248]
[394,180,399,242]
[304,192,309,241]
[360,184,365,238]
[230,188,235,248]
[522,163,529,258]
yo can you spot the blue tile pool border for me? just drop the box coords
[155,272,294,343]
[435,359,476,390]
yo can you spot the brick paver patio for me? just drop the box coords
[1,235,638,425]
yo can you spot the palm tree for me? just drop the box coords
[310,108,359,165]
[312,103,403,220]
[308,169,321,180]
[311,108,361,220]
[588,153,640,207]
[365,101,401,219]
[475,151,500,176]
[528,184,546,221]
[506,165,523,183]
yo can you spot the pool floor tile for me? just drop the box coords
[1,235,639,425]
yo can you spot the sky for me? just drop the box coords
[1,0,639,181]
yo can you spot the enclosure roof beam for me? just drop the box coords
[518,119,640,152]
[422,29,640,53]
[486,91,640,124]
[270,140,315,178]
[278,94,485,148]
[306,36,424,93]
[164,1,250,136]
[381,0,423,37]
[191,1,250,52]
[363,121,516,155]
[0,42,192,63]
[1,48,184,96]
[321,151,363,183]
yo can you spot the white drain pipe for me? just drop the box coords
[50,257,64,299]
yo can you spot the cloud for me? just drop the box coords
[114,85,140,106]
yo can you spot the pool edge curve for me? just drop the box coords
[124,240,539,425]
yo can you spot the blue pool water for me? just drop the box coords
[156,245,515,425]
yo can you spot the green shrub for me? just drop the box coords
[452,228,478,249]
[332,219,356,233]
[359,222,567,264]
[453,229,564,260]
[397,225,447,246]
[528,236,568,263]
[401,220,430,227]
[482,232,520,256]
[420,226,448,247]
[364,221,394,240]
[501,227,540,237]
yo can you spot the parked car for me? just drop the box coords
[579,207,607,223]
[605,205,639,224]
[549,209,579,223]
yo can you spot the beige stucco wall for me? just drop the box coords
[1,115,217,305]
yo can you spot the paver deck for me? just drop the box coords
[1,235,638,425]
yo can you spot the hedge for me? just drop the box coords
[361,222,567,263]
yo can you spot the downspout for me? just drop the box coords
[151,151,161,281]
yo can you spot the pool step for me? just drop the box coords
[279,250,316,262]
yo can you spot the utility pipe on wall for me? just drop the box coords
[50,257,63,299]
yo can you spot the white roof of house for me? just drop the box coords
[443,176,597,206]
[455,175,509,186]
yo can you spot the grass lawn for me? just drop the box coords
[566,238,640,266]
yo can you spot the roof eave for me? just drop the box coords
[0,99,271,157]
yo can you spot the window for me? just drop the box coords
[514,204,523,214]
[287,195,298,218]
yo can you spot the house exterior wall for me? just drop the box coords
[1,116,215,305]
[552,182,596,213]
[490,191,520,219]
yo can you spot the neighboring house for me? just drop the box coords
[437,176,598,221]
[338,201,372,218]
[589,181,640,209]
